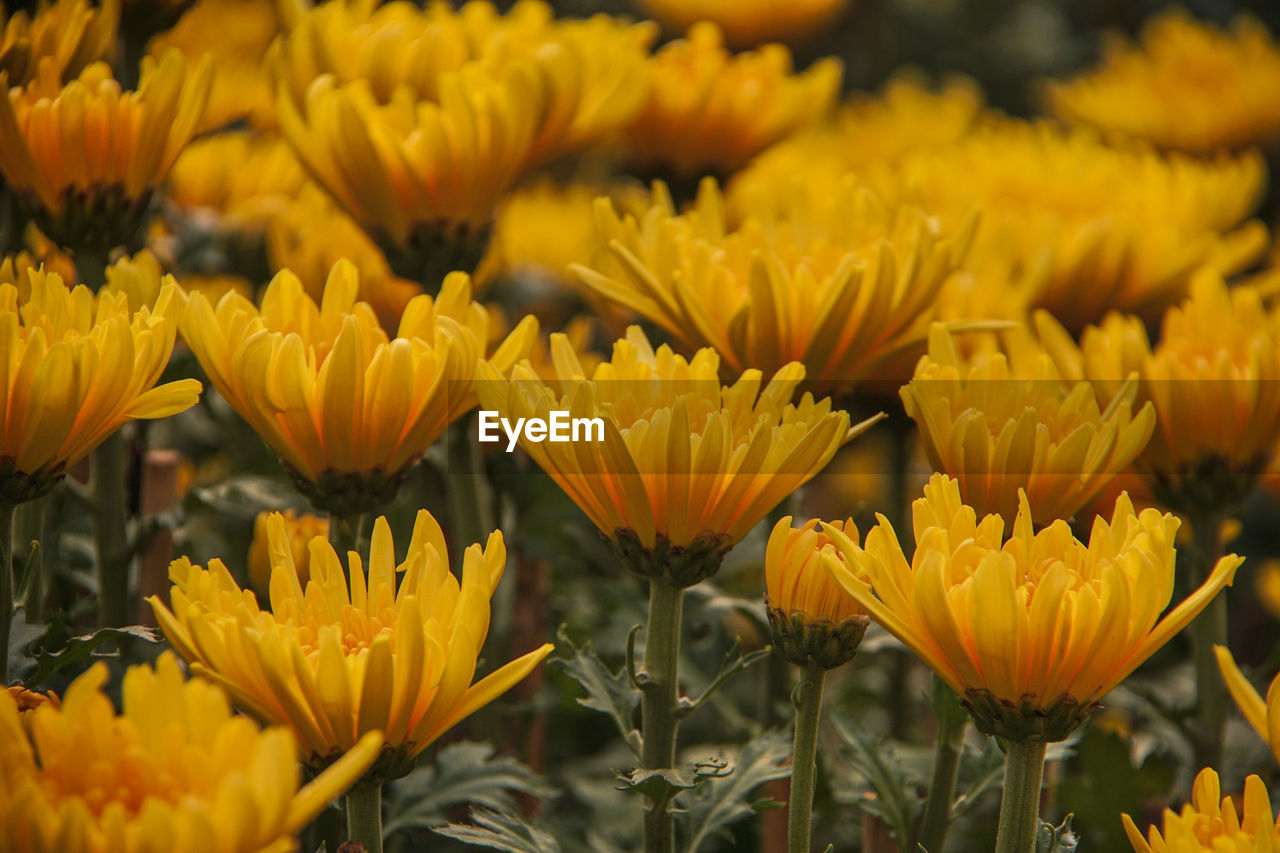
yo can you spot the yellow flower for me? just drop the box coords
[272,0,654,167]
[0,50,212,255]
[822,474,1241,741]
[265,186,421,334]
[623,22,841,177]
[636,0,849,48]
[1215,645,1280,766]
[881,121,1267,332]
[275,66,540,284]
[575,177,964,394]
[728,73,985,211]
[0,258,200,504]
[5,684,58,738]
[150,510,554,778]
[179,259,535,515]
[1047,10,1280,154]
[0,0,119,86]
[765,516,869,668]
[1123,768,1280,853]
[900,323,1156,524]
[247,507,327,594]
[476,325,876,586]
[148,0,280,132]
[165,132,307,229]
[1040,269,1280,514]
[1255,560,1280,621]
[0,653,382,853]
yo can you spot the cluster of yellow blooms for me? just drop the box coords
[0,0,1279,850]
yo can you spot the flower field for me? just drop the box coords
[2,0,1280,851]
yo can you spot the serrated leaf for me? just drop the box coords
[616,757,730,802]
[550,629,642,755]
[384,742,554,838]
[832,712,922,851]
[1036,815,1078,853]
[682,639,773,716]
[676,729,792,853]
[23,625,158,688]
[433,807,560,853]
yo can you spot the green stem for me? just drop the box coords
[328,512,365,559]
[919,677,968,853]
[0,502,15,684]
[447,417,491,568]
[788,662,826,853]
[91,431,130,628]
[1189,512,1227,771]
[993,740,1047,853]
[641,579,685,853]
[345,781,383,853]
[17,494,50,619]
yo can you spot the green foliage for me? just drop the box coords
[20,622,158,688]
[550,628,643,755]
[674,728,792,853]
[434,808,561,853]
[384,742,555,840]
[832,711,924,851]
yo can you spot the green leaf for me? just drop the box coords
[23,624,158,688]
[1036,815,1078,853]
[832,712,922,851]
[6,607,45,681]
[550,628,642,755]
[950,738,1005,820]
[433,807,561,853]
[676,728,792,853]
[615,757,731,803]
[384,742,554,839]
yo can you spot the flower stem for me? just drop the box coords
[641,578,685,853]
[345,780,383,853]
[919,678,968,853]
[1189,511,1227,770]
[788,661,826,853]
[328,512,365,559]
[447,417,491,567]
[91,431,131,628]
[993,740,1046,853]
[17,494,49,619]
[0,502,15,684]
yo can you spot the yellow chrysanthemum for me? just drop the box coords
[1041,269,1280,514]
[1123,768,1280,853]
[636,0,849,48]
[179,259,535,514]
[0,653,382,853]
[477,325,875,585]
[575,178,964,394]
[149,0,279,132]
[901,323,1155,524]
[247,507,327,594]
[272,0,655,168]
[822,473,1241,741]
[0,258,200,504]
[266,185,420,333]
[165,132,307,229]
[275,66,541,284]
[881,121,1267,332]
[0,0,119,86]
[1047,10,1280,154]
[728,73,985,211]
[1216,645,1280,765]
[765,516,869,669]
[0,50,212,255]
[623,22,841,177]
[150,510,554,777]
